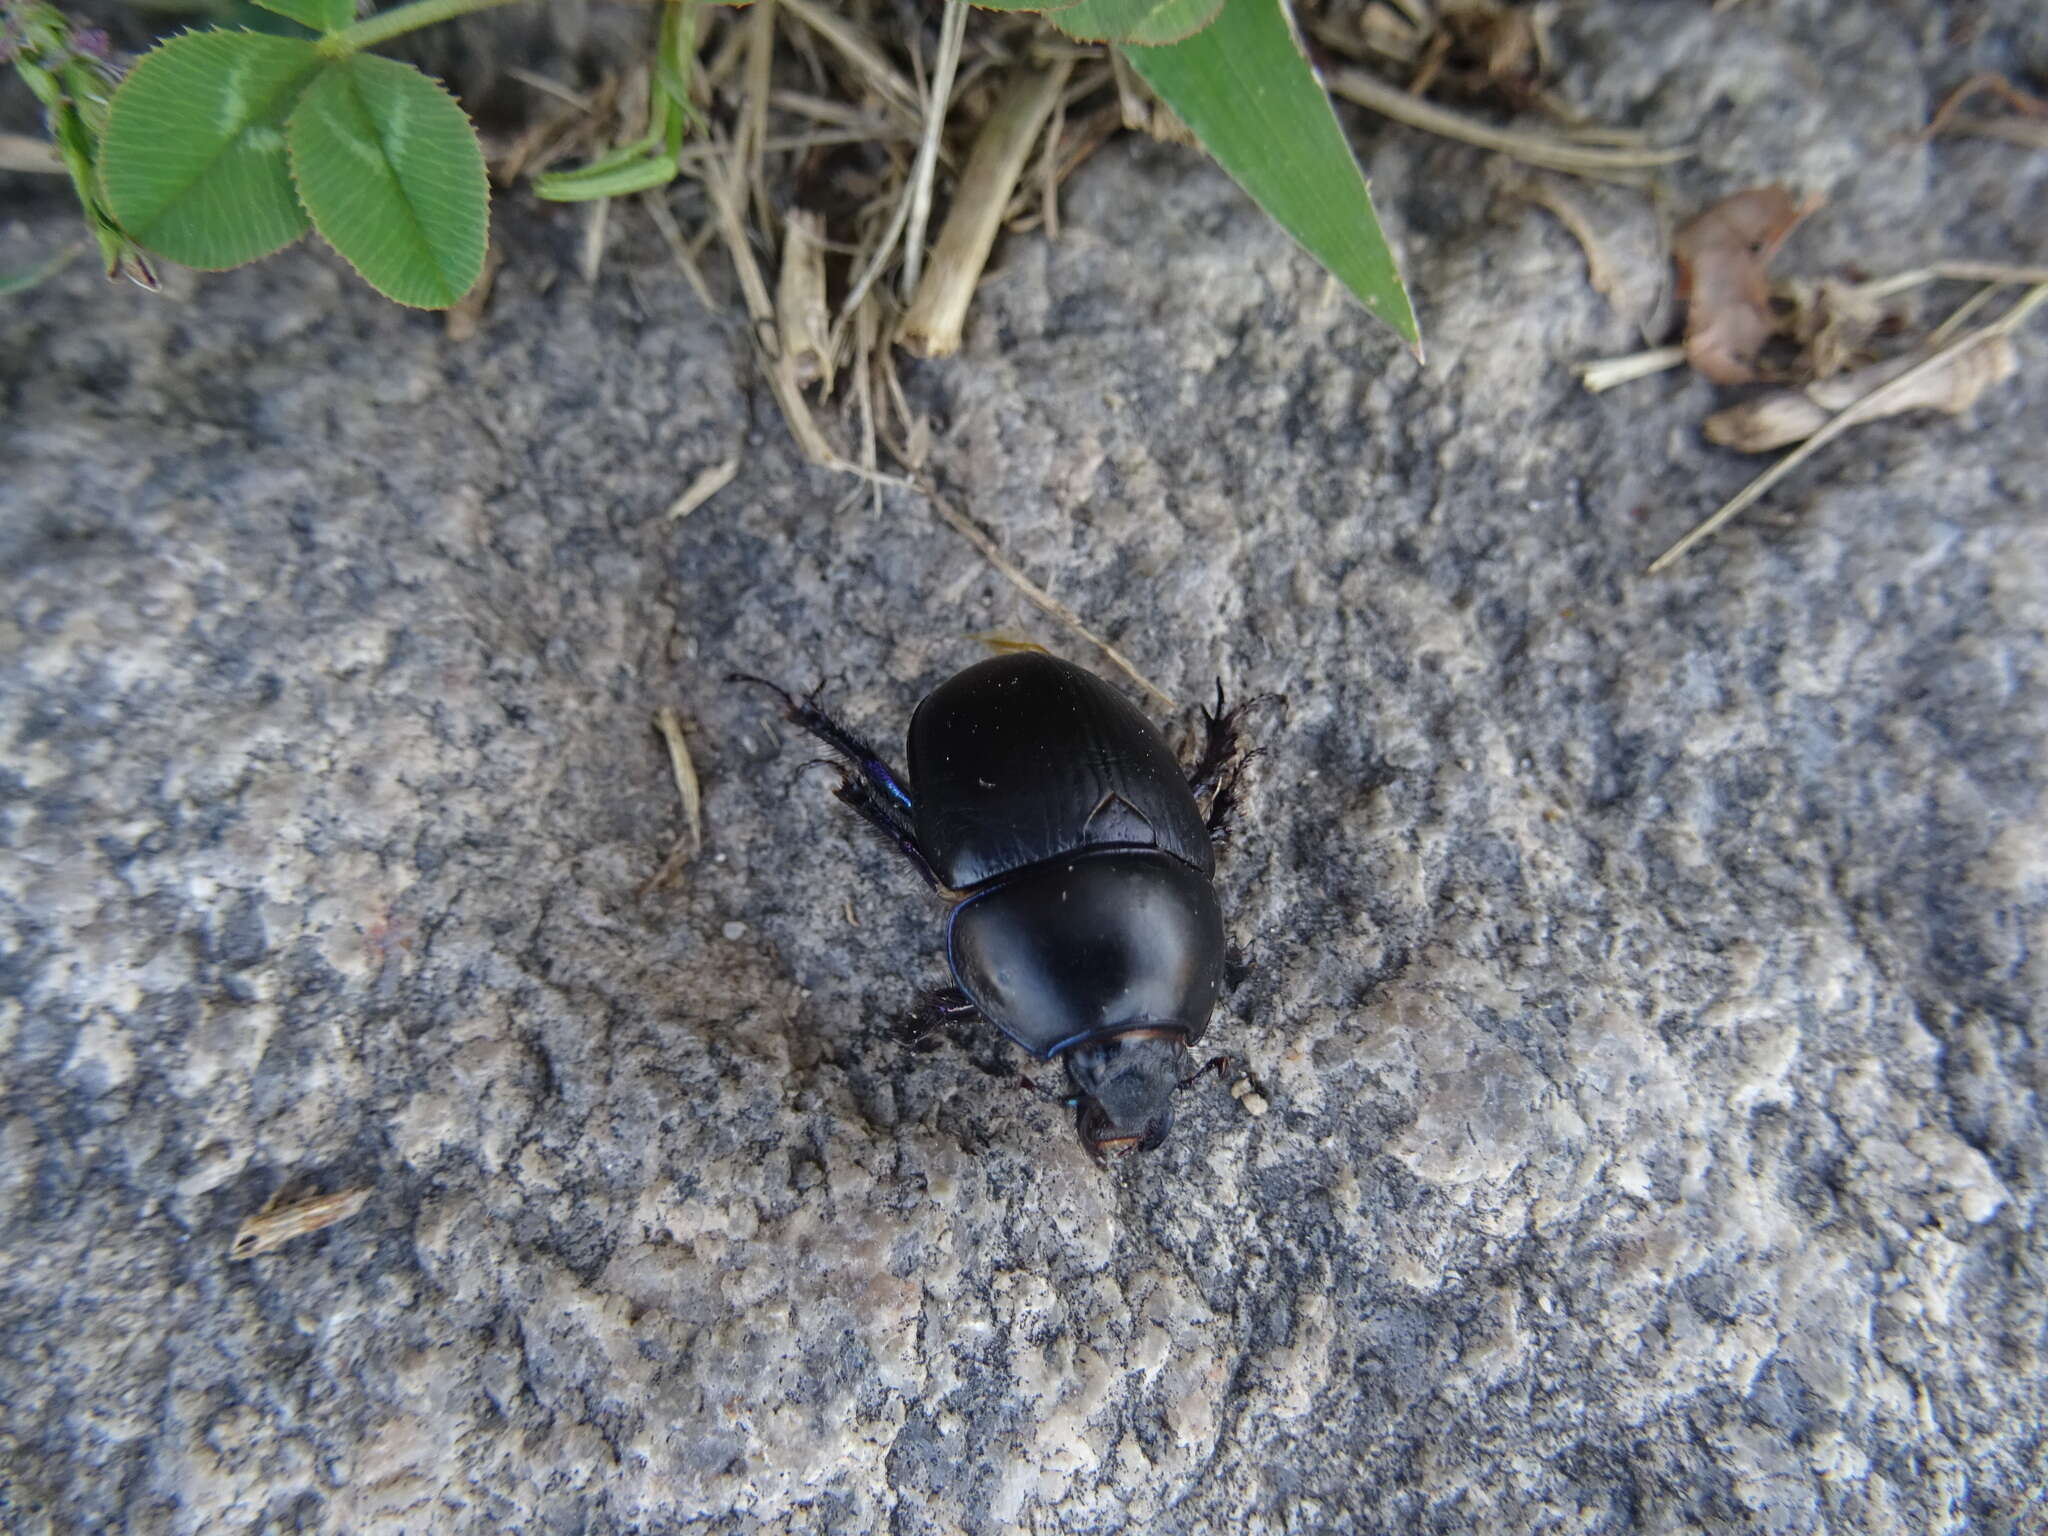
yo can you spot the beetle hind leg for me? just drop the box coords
[811,759,944,888]
[732,673,941,886]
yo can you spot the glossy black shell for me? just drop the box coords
[908,654,1214,891]
[948,850,1224,1059]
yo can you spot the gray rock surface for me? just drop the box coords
[3,3,2046,1531]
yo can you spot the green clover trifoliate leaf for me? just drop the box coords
[101,30,323,268]
[286,55,489,309]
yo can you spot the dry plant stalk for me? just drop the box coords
[231,1188,371,1259]
[1504,174,1622,307]
[1575,345,1686,392]
[641,705,706,892]
[1703,338,2017,452]
[776,209,834,389]
[1324,65,1688,177]
[898,60,1074,358]
[667,456,741,519]
[1649,283,2046,572]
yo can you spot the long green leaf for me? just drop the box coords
[1124,0,1418,349]
[100,30,322,268]
[286,55,488,309]
[1049,0,1222,44]
[252,0,354,32]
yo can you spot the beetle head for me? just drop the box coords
[1063,1030,1185,1157]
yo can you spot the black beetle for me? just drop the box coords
[735,651,1255,1157]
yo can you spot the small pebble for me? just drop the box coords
[1229,1077,1251,1100]
[1242,1093,1270,1117]
[722,920,747,940]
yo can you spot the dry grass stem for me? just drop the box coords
[777,0,922,122]
[1703,338,2017,452]
[706,148,774,327]
[505,66,590,111]
[1648,284,2046,573]
[642,189,715,310]
[899,60,1074,358]
[899,0,971,303]
[1038,74,1067,241]
[912,480,1172,710]
[1507,175,1621,306]
[1922,284,2003,349]
[1854,262,2048,300]
[654,707,705,857]
[667,456,741,519]
[740,0,777,226]
[231,1188,371,1259]
[1575,345,1686,392]
[1325,65,1688,176]
[578,196,612,285]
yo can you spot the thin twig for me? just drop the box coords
[642,189,716,310]
[1922,71,2048,139]
[859,471,1172,709]
[1648,284,2047,573]
[1853,261,2048,300]
[1923,284,2004,348]
[1325,66,1689,176]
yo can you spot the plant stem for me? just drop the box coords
[322,0,528,58]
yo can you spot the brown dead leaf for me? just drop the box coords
[1673,186,1821,384]
[231,1187,371,1259]
[1703,336,2017,452]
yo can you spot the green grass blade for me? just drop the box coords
[252,0,354,33]
[286,55,489,308]
[1123,0,1418,349]
[100,30,322,269]
[1048,0,1222,44]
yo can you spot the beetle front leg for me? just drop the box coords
[894,985,979,1047]
[1185,681,1268,842]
